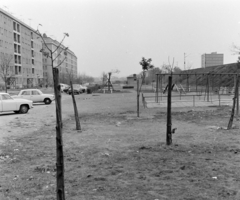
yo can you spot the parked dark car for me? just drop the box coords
[63,86,70,93]
[67,84,83,95]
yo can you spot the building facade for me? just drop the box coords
[201,52,224,68]
[42,34,78,86]
[0,8,43,88]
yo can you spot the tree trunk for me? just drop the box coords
[166,76,172,145]
[5,78,7,93]
[228,75,239,129]
[70,81,81,130]
[53,67,65,200]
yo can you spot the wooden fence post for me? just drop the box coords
[166,76,172,145]
[70,81,81,130]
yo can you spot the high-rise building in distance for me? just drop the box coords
[201,52,224,68]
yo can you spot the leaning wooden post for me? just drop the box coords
[228,76,239,129]
[53,67,65,200]
[166,76,172,145]
[137,78,140,117]
[70,81,81,130]
[236,75,239,116]
[156,74,159,103]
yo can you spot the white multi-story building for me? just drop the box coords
[201,52,224,68]
[0,8,43,88]
[42,34,78,86]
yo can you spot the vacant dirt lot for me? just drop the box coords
[0,90,240,200]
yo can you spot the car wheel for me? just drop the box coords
[14,111,19,114]
[44,98,52,104]
[19,105,29,114]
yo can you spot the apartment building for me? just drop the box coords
[42,34,78,86]
[201,52,224,68]
[0,8,43,88]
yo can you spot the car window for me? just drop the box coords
[32,90,40,95]
[22,91,31,95]
[2,94,13,100]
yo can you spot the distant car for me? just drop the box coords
[60,83,70,93]
[0,93,33,114]
[12,89,55,104]
[67,84,83,95]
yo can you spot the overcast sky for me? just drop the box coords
[1,0,240,77]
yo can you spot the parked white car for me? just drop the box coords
[60,83,70,93]
[12,89,55,104]
[0,93,33,114]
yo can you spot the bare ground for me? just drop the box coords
[0,91,240,200]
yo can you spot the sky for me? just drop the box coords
[1,0,240,78]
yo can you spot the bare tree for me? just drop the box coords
[37,27,69,200]
[139,57,154,90]
[0,54,14,92]
[66,67,81,130]
[137,57,154,117]
[228,45,240,129]
[166,57,175,145]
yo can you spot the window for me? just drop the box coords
[14,33,17,42]
[19,66,21,74]
[22,91,31,95]
[2,94,12,100]
[32,90,40,95]
[17,24,20,32]
[32,50,34,57]
[15,65,18,74]
[18,45,20,53]
[14,44,17,53]
[17,35,20,43]
[31,32,33,39]
[31,41,33,48]
[14,55,17,64]
[32,68,34,74]
[18,56,21,64]
[32,59,34,65]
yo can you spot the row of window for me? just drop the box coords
[13,32,20,43]
[13,21,20,32]
[14,44,21,54]
[0,14,12,27]
[0,27,12,38]
[6,65,42,76]
[14,55,21,64]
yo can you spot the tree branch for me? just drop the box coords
[36,30,52,56]
[53,47,68,62]
[52,35,67,54]
[54,57,66,68]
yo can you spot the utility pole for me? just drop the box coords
[184,53,186,71]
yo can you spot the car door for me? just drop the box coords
[20,90,31,101]
[1,94,17,111]
[31,90,42,102]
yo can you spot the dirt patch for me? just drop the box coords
[0,92,240,199]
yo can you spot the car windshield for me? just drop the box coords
[1,94,13,100]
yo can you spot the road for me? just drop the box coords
[0,100,58,144]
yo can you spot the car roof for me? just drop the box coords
[21,89,41,90]
[0,93,9,95]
